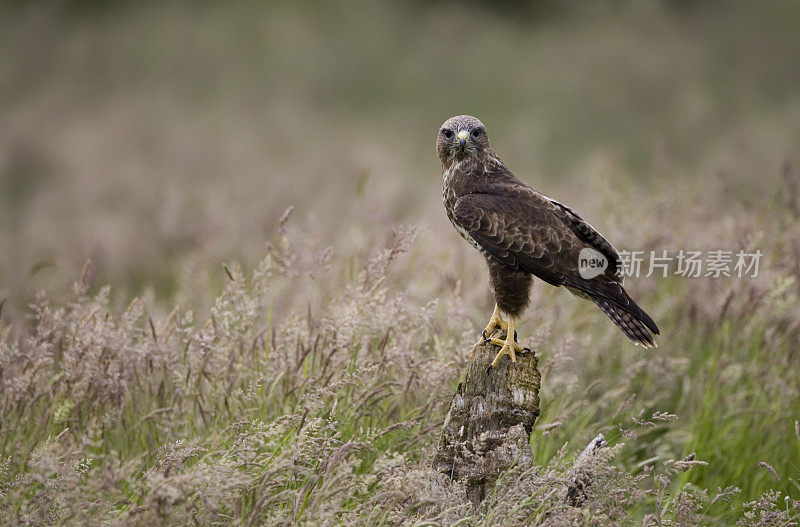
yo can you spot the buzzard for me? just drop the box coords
[438,115,659,368]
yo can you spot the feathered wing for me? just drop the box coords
[453,188,659,347]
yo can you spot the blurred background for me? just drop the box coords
[3,3,800,520]
[1,0,799,304]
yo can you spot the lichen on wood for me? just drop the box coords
[433,339,541,505]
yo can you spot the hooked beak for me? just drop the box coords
[456,130,468,148]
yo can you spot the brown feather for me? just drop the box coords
[439,114,659,345]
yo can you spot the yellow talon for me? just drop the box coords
[480,303,508,342]
[487,315,528,368]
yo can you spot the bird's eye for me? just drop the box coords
[442,129,454,140]
[471,128,482,139]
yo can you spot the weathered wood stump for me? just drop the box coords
[433,338,541,505]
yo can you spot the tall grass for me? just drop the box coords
[2,1,800,524]
[1,168,799,524]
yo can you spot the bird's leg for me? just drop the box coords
[486,316,529,368]
[480,303,508,342]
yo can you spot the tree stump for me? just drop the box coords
[433,339,541,505]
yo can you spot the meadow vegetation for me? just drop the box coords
[2,171,799,524]
[1,1,800,524]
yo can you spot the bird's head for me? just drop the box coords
[437,115,491,168]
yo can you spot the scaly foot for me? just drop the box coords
[487,336,529,368]
[480,303,508,342]
[485,315,530,368]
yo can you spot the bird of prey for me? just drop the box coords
[438,115,659,368]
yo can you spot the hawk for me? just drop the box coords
[438,115,659,368]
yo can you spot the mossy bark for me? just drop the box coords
[433,339,541,505]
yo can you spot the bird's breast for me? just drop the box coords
[442,170,487,256]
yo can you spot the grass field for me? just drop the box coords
[2,1,800,524]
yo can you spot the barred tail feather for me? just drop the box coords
[594,298,659,348]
